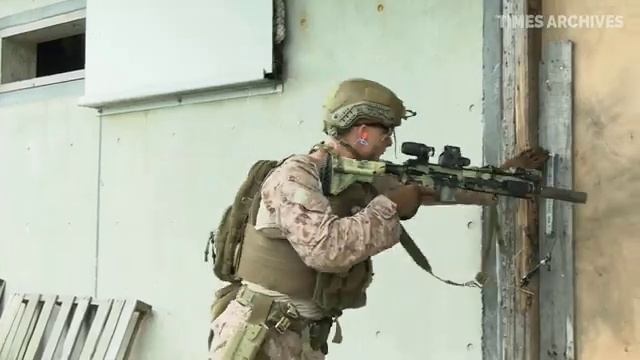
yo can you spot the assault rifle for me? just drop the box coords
[321,141,586,288]
[324,142,587,204]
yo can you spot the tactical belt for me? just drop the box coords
[237,286,307,333]
[232,286,335,355]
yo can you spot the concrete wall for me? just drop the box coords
[0,1,486,359]
[542,1,640,359]
[0,0,65,18]
[0,80,98,297]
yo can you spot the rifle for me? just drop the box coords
[323,141,587,204]
[320,141,586,289]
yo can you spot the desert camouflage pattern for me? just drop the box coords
[254,154,402,273]
[209,154,402,358]
[208,300,325,360]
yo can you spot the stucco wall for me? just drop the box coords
[0,80,98,299]
[0,1,485,359]
[542,1,640,359]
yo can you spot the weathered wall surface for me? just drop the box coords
[542,1,640,358]
[0,81,99,296]
[0,1,486,359]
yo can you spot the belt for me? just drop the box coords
[236,285,309,333]
[235,286,338,354]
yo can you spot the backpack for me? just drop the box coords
[205,159,283,283]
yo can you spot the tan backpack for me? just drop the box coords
[205,159,282,283]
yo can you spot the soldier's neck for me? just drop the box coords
[308,138,363,169]
[326,137,361,159]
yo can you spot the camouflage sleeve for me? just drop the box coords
[262,156,402,273]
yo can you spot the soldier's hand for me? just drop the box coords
[501,147,550,169]
[385,184,428,220]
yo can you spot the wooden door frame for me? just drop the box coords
[481,1,561,359]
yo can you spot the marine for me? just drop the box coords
[207,78,547,359]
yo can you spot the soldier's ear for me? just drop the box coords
[356,124,369,140]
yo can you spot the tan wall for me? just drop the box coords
[542,1,640,358]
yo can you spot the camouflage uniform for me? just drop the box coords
[209,78,416,359]
[209,154,402,359]
[209,300,325,360]
[256,155,401,272]
[208,78,539,359]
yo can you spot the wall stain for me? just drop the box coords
[575,81,640,350]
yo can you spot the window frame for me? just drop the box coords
[0,8,86,94]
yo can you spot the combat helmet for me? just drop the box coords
[322,78,414,137]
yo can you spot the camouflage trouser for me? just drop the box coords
[208,299,325,360]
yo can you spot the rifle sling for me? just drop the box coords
[399,225,481,288]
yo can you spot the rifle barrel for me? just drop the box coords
[539,186,587,204]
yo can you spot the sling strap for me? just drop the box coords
[398,226,483,288]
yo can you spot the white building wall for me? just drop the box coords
[0,80,98,297]
[0,1,485,359]
[0,0,65,18]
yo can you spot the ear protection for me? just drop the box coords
[356,126,369,146]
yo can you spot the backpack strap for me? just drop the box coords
[308,142,337,196]
[247,154,295,225]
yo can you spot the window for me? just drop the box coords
[78,0,282,112]
[0,9,85,93]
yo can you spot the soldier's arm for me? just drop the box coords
[264,157,402,273]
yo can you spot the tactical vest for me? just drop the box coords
[236,180,376,316]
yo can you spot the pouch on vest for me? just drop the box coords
[311,259,372,314]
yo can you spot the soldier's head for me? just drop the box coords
[323,78,413,160]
